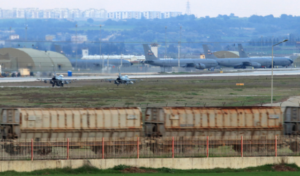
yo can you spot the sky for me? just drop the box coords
[0,0,299,17]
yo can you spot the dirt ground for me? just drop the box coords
[272,164,297,172]
[121,167,156,173]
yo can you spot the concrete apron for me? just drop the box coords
[1,157,300,172]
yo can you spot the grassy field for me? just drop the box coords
[0,75,299,109]
[0,164,299,176]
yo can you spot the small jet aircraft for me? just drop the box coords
[40,74,73,87]
[108,67,136,86]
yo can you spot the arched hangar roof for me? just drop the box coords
[0,48,72,72]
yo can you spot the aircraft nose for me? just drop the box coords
[289,59,293,64]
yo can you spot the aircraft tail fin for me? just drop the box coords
[143,44,158,60]
[202,45,218,59]
[238,44,248,58]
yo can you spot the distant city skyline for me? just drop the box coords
[0,0,299,17]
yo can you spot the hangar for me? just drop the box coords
[0,48,72,73]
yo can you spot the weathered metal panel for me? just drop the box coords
[146,107,283,138]
[1,108,142,141]
[284,107,300,122]
[1,109,20,124]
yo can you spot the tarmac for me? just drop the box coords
[1,69,300,83]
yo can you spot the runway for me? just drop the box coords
[1,69,300,83]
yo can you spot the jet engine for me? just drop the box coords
[250,62,261,68]
[194,63,206,69]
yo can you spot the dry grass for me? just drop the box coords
[0,75,298,109]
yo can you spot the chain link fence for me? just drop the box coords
[0,135,299,160]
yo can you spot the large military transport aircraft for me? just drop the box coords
[237,44,293,68]
[143,44,218,70]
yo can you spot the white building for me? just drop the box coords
[0,8,182,20]
[94,9,107,19]
[10,34,19,40]
[163,12,182,18]
[143,11,162,19]
[114,12,122,19]
[71,35,88,43]
[107,12,115,19]
[25,8,39,19]
[42,10,52,18]
[13,8,25,18]
[122,11,142,19]
[70,9,81,19]
[2,10,13,18]
[45,35,55,41]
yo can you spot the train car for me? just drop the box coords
[284,106,300,135]
[1,106,299,156]
[145,106,284,152]
[0,107,142,155]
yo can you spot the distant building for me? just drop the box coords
[45,35,55,41]
[107,12,115,19]
[143,11,162,19]
[70,9,81,19]
[10,34,19,40]
[71,35,88,43]
[82,49,89,56]
[0,8,182,20]
[114,12,122,20]
[2,9,13,18]
[163,12,182,19]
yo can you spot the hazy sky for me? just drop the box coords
[0,0,299,17]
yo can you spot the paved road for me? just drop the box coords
[1,70,300,83]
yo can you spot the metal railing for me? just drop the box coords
[0,136,299,160]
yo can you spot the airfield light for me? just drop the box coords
[271,39,288,105]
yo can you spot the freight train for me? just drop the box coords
[0,106,299,155]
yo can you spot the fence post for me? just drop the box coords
[172,137,174,158]
[137,137,139,159]
[206,136,209,158]
[102,137,104,159]
[275,135,277,157]
[241,135,243,157]
[67,138,69,160]
[31,139,33,161]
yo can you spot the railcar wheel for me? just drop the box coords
[4,144,22,155]
[35,147,52,155]
[91,146,102,154]
[290,141,300,152]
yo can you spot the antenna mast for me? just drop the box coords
[186,0,191,15]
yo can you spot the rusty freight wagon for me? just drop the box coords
[0,107,143,155]
[145,106,283,153]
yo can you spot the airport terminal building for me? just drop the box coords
[0,48,72,73]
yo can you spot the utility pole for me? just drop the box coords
[100,25,102,72]
[25,25,27,48]
[178,26,182,72]
[165,26,167,58]
[261,36,263,56]
[10,27,12,48]
[75,24,78,70]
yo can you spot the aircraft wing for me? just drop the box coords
[37,78,76,82]
[37,78,52,81]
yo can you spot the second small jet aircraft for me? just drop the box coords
[108,67,136,86]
